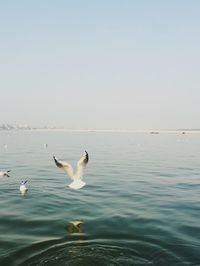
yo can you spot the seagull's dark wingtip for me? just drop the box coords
[53,156,57,163]
[53,156,63,168]
[84,150,89,163]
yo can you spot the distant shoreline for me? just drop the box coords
[1,127,200,134]
[22,129,200,134]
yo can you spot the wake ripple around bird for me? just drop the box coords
[2,236,199,266]
[2,238,151,266]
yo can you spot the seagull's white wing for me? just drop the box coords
[74,151,89,180]
[53,156,74,179]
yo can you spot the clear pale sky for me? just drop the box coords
[0,1,200,129]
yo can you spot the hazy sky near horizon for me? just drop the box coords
[0,1,200,129]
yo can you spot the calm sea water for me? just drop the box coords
[0,131,200,266]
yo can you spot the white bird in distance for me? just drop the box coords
[53,151,89,190]
[0,170,11,177]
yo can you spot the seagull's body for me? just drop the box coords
[20,180,28,194]
[0,170,11,177]
[53,151,89,190]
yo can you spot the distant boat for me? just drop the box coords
[150,131,159,134]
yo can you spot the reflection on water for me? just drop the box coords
[65,220,84,235]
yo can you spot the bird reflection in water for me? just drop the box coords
[64,220,86,259]
[65,220,84,235]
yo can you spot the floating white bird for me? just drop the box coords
[53,151,89,189]
[44,143,48,149]
[20,180,28,194]
[0,170,11,177]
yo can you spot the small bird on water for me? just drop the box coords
[0,170,11,177]
[20,180,28,194]
[53,151,89,190]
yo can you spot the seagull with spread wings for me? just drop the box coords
[53,151,89,189]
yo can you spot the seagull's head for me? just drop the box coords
[21,180,28,185]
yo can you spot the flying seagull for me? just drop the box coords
[0,170,11,177]
[53,151,89,189]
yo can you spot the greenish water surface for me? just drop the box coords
[0,131,199,265]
